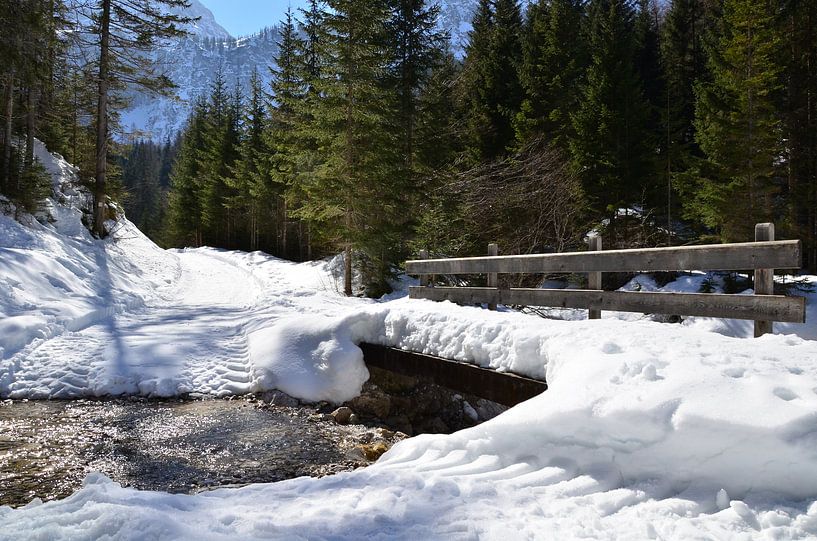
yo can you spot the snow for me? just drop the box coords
[3,143,817,538]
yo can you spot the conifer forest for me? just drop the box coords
[1,0,816,296]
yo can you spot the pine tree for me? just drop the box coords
[461,0,523,162]
[781,0,817,270]
[68,0,192,237]
[690,0,782,242]
[269,7,307,258]
[385,0,446,176]
[167,97,207,246]
[227,70,271,251]
[569,0,653,219]
[514,0,587,148]
[412,48,468,255]
[197,74,243,247]
[659,0,715,239]
[0,0,64,201]
[302,0,399,295]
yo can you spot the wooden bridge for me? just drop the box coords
[362,223,805,407]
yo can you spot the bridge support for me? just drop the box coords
[360,343,547,407]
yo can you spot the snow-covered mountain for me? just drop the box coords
[170,0,232,40]
[120,0,281,141]
[120,0,477,141]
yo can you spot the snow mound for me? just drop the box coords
[246,298,817,501]
[249,316,369,403]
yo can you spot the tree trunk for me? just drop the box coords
[94,0,111,238]
[282,198,288,257]
[25,87,37,167]
[306,220,312,261]
[344,241,353,297]
[2,72,14,193]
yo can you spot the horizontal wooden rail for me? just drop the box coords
[406,240,802,275]
[409,286,806,323]
[360,343,547,407]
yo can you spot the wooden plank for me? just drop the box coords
[754,224,774,337]
[419,249,430,287]
[409,286,806,323]
[487,243,498,311]
[360,343,547,407]
[406,240,802,275]
[587,237,602,319]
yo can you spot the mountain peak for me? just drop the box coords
[173,0,232,40]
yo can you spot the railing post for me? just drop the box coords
[487,243,498,310]
[754,223,774,337]
[588,236,602,320]
[419,249,430,287]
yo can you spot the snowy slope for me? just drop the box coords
[3,144,817,538]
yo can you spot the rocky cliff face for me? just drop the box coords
[121,0,477,141]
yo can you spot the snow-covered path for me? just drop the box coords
[0,236,367,400]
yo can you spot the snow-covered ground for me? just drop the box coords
[2,144,817,539]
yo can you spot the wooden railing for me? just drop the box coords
[407,223,805,337]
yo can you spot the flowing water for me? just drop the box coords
[0,398,369,508]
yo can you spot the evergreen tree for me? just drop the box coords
[781,0,817,269]
[0,0,64,202]
[167,97,207,246]
[569,0,653,219]
[416,48,463,173]
[514,0,587,148]
[659,0,715,238]
[69,0,192,237]
[197,74,242,247]
[270,7,307,258]
[228,70,271,251]
[461,0,523,162]
[120,141,162,235]
[634,0,663,119]
[385,0,446,176]
[690,0,782,242]
[304,0,398,295]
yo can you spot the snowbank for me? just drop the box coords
[247,298,817,501]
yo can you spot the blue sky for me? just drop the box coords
[204,0,310,37]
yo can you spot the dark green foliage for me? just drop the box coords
[2,145,52,214]
[514,0,587,148]
[780,0,817,270]
[688,0,782,242]
[120,140,173,239]
[167,97,207,246]
[569,0,654,218]
[461,0,523,162]
[228,70,275,252]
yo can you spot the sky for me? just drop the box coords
[203,0,310,37]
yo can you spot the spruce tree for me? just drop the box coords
[167,97,207,246]
[269,7,306,258]
[0,0,64,201]
[659,0,715,238]
[514,0,587,149]
[385,0,446,176]
[780,0,817,269]
[569,0,653,219]
[690,0,782,242]
[304,0,398,296]
[228,70,271,252]
[68,0,192,237]
[197,75,242,247]
[461,0,523,162]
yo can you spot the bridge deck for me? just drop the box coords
[360,343,547,407]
